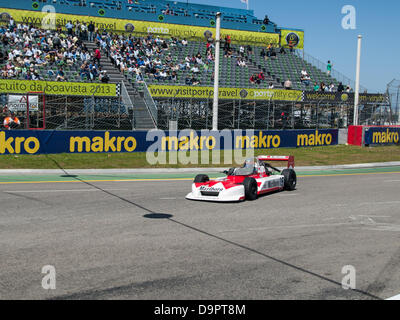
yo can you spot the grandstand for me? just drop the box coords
[0,0,390,130]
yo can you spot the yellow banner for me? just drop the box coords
[148,85,303,101]
[0,79,117,96]
[280,29,304,49]
[0,8,279,45]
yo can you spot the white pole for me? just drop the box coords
[212,12,221,131]
[247,0,249,10]
[354,35,362,126]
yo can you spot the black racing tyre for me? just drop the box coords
[243,177,258,201]
[194,174,209,183]
[282,169,297,191]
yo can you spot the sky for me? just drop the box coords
[182,0,400,93]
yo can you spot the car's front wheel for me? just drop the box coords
[243,177,258,200]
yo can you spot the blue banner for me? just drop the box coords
[0,129,338,155]
[364,127,400,145]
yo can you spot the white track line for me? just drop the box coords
[219,222,352,233]
[3,188,128,193]
[386,294,400,300]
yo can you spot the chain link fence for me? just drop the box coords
[154,97,390,130]
[0,92,392,131]
[0,93,135,131]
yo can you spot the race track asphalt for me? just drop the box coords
[1,168,400,300]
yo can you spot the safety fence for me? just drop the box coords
[154,96,391,131]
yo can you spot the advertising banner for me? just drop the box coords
[8,95,38,112]
[364,126,400,145]
[302,91,389,104]
[0,79,117,97]
[148,85,303,101]
[0,129,338,155]
[0,8,280,45]
[280,29,304,50]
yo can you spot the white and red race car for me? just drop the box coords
[186,156,297,202]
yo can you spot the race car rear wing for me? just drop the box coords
[257,156,295,169]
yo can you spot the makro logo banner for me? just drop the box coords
[0,8,279,45]
[148,85,303,102]
[0,129,338,155]
[364,127,400,145]
[0,79,117,97]
[280,29,304,49]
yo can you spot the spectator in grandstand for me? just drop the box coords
[207,51,214,63]
[56,67,66,81]
[88,21,95,42]
[268,82,274,89]
[237,58,246,67]
[263,15,270,25]
[313,82,320,92]
[136,72,144,83]
[247,45,253,55]
[249,74,257,84]
[170,71,178,81]
[31,69,41,81]
[301,74,311,87]
[327,61,332,76]
[159,70,168,80]
[224,35,231,49]
[239,45,245,57]
[182,38,188,46]
[328,83,335,92]
[191,64,200,74]
[3,112,20,130]
[337,82,344,92]
[190,75,200,86]
[319,82,326,92]
[0,50,5,64]
[284,79,292,90]
[260,48,266,60]
[94,47,101,66]
[266,44,273,57]
[80,61,90,80]
[9,16,15,30]
[99,70,109,83]
[89,63,99,81]
[279,46,286,55]
[258,72,265,81]
[66,21,74,36]
[345,86,352,93]
[52,34,62,50]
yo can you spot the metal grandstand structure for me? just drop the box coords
[387,79,400,124]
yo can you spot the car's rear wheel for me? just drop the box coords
[282,169,297,191]
[243,177,258,200]
[194,174,209,183]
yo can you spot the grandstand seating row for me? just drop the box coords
[0,23,343,92]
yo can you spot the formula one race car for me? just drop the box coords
[186,156,296,202]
